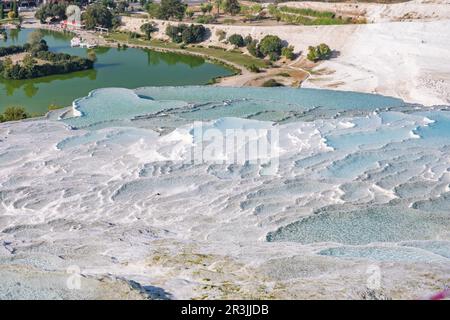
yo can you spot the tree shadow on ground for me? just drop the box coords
[143,285,173,300]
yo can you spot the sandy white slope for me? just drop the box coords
[302,19,450,106]
[282,0,450,23]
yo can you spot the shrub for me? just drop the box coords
[244,35,253,46]
[268,52,279,61]
[2,106,29,121]
[216,29,226,41]
[7,11,16,20]
[227,34,244,47]
[112,16,122,29]
[246,64,260,73]
[307,43,332,62]
[128,31,140,39]
[281,45,295,60]
[195,15,215,24]
[246,39,261,58]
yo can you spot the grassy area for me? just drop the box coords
[106,32,269,70]
[278,6,336,19]
[106,32,181,49]
[268,5,366,25]
[187,46,268,69]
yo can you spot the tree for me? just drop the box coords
[157,0,187,21]
[0,4,5,20]
[200,3,213,15]
[185,8,194,19]
[246,39,261,58]
[246,64,260,73]
[215,0,222,15]
[307,43,332,62]
[147,3,160,18]
[140,22,157,40]
[227,34,244,47]
[82,4,113,29]
[258,35,283,60]
[223,0,240,15]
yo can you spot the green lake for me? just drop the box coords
[0,28,234,115]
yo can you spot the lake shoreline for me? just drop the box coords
[21,22,308,92]
[0,27,235,116]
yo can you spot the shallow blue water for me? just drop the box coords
[63,86,405,129]
[58,86,450,264]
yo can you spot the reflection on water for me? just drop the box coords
[0,29,233,114]
[0,69,98,98]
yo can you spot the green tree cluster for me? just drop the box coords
[258,35,283,61]
[149,0,187,21]
[165,24,207,44]
[200,3,213,15]
[307,43,332,62]
[227,34,244,47]
[82,4,114,29]
[223,0,241,15]
[245,35,290,61]
[35,2,67,23]
[0,35,94,80]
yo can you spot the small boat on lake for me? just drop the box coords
[70,37,81,47]
[71,37,97,49]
